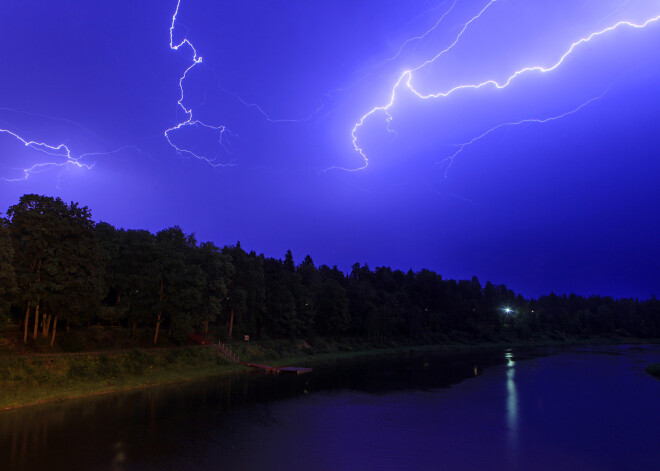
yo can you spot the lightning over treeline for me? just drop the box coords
[346,0,660,172]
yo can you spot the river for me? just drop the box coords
[2,344,659,470]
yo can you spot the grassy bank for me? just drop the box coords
[0,348,245,410]
[646,363,660,380]
[2,335,658,410]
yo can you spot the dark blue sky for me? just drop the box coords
[1,0,659,299]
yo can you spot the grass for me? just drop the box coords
[0,347,246,410]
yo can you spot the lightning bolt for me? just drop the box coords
[0,124,136,182]
[346,1,660,172]
[221,88,329,124]
[2,0,321,181]
[340,0,498,172]
[440,91,608,174]
[384,0,458,63]
[0,127,90,181]
[0,105,130,181]
[0,107,107,143]
[164,0,234,167]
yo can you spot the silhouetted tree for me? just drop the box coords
[0,216,17,322]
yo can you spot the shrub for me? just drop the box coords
[263,348,280,361]
[85,326,116,348]
[125,350,150,375]
[59,331,84,352]
[169,329,190,346]
[34,368,58,386]
[214,355,231,366]
[67,358,97,380]
[97,355,121,380]
[165,349,181,364]
[646,363,660,380]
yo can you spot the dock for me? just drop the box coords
[246,363,313,375]
[193,336,313,375]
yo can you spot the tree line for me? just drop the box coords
[1,194,659,347]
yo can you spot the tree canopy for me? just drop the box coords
[2,194,659,347]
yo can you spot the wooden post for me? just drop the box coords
[229,307,234,339]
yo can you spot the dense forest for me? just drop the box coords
[1,194,659,349]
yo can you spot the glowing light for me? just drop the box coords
[505,352,518,450]
[347,1,660,171]
[505,350,515,366]
[503,307,513,314]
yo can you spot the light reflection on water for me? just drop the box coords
[505,350,519,463]
[2,345,660,471]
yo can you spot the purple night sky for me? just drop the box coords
[1,0,659,299]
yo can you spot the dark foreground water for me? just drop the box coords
[2,344,660,470]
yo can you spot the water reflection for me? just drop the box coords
[1,350,527,471]
[505,350,519,462]
[111,441,126,471]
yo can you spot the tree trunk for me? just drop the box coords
[31,260,42,342]
[154,278,164,345]
[154,314,161,345]
[229,307,235,339]
[23,301,30,344]
[204,319,209,334]
[33,302,39,340]
[50,316,58,347]
[131,321,137,338]
[42,313,52,338]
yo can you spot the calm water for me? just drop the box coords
[2,344,660,470]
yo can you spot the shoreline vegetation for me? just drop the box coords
[2,333,658,410]
[1,193,659,409]
[646,363,660,380]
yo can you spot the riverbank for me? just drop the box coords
[0,348,246,410]
[2,336,658,410]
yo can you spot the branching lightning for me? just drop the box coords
[346,0,660,172]
[385,0,458,63]
[440,91,608,174]
[0,128,91,181]
[0,107,107,143]
[223,88,328,124]
[164,0,234,167]
[341,0,498,172]
[4,1,656,181]
[0,124,136,182]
